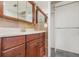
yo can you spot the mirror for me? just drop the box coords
[26,2,33,23]
[3,1,18,18]
[3,1,33,23]
[17,1,27,20]
[18,1,33,23]
[38,10,45,23]
[36,7,46,30]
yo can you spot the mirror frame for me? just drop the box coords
[28,1,36,24]
[36,6,48,24]
[2,1,36,24]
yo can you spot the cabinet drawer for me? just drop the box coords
[27,40,38,47]
[39,33,45,42]
[2,44,25,57]
[39,33,45,37]
[3,36,25,50]
[26,33,40,42]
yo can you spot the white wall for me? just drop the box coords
[55,1,79,54]
[55,1,79,28]
[51,3,55,48]
[51,14,55,48]
[55,29,79,54]
[48,2,51,56]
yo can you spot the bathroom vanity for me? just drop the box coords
[0,31,45,57]
[0,1,47,57]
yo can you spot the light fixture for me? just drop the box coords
[44,23,48,28]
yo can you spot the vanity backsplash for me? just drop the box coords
[0,17,34,28]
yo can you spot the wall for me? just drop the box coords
[55,1,79,54]
[51,3,55,48]
[0,17,34,28]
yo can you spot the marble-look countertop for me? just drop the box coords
[0,28,46,37]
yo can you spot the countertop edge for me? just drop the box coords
[0,31,46,37]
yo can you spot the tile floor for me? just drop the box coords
[51,48,79,57]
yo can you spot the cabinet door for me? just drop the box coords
[0,38,1,56]
[26,45,38,57]
[0,1,3,16]
[26,33,40,42]
[37,46,45,57]
[2,44,25,57]
[26,40,38,57]
[37,38,45,57]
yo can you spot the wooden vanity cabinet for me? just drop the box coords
[37,45,45,57]
[0,1,3,17]
[37,33,45,57]
[2,36,26,57]
[2,44,25,57]
[2,36,25,50]
[26,40,38,57]
[25,32,45,57]
[0,32,45,57]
